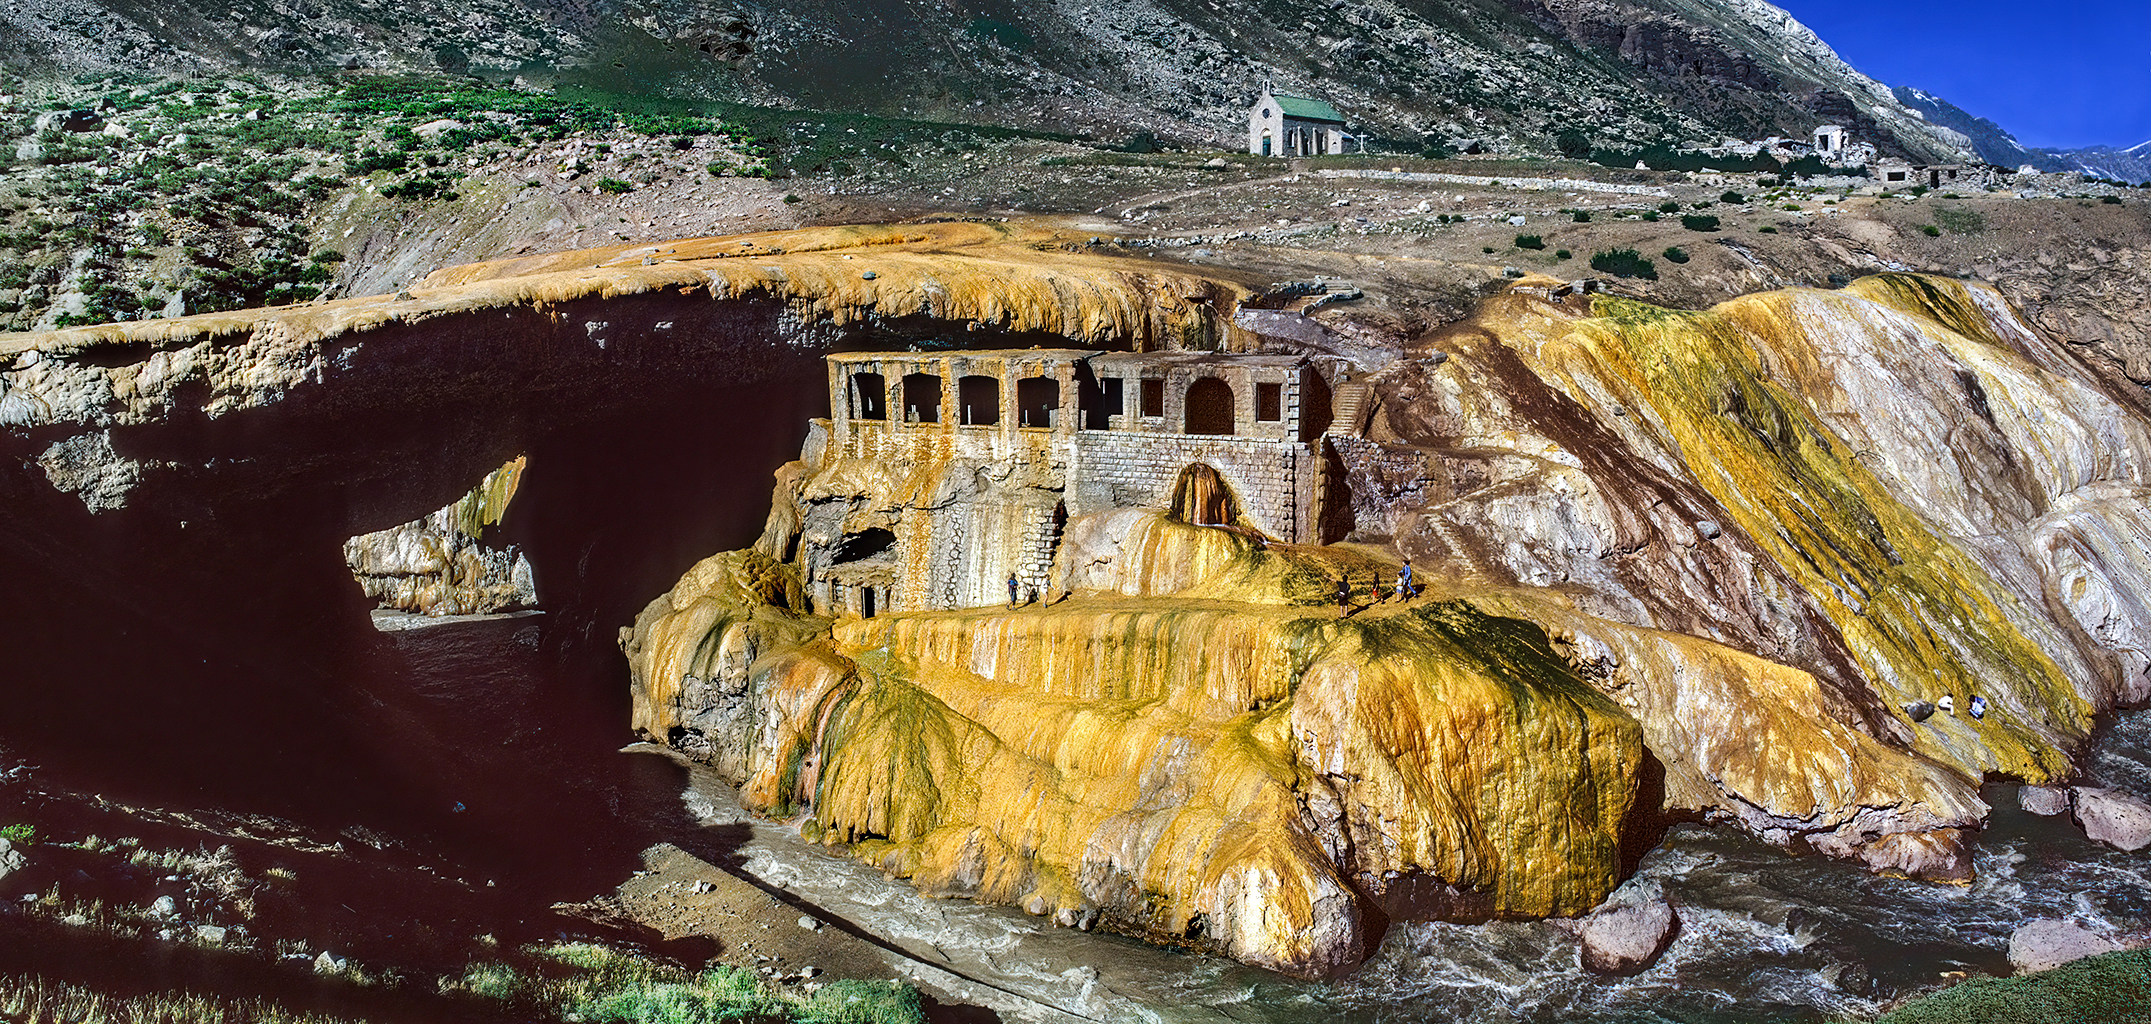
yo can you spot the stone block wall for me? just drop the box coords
[1072,432,1317,542]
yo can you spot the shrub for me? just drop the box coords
[1920,224,1941,236]
[1657,201,1680,213]
[1569,209,1591,222]
[2103,195,2124,204]
[1720,190,1745,204]
[1781,203,1802,211]
[1680,214,1720,232]
[595,177,634,194]
[349,149,408,175]
[1876,949,2151,1024]
[1758,225,1777,233]
[1590,248,1657,279]
[1481,246,1496,254]
[0,823,33,845]
[1554,249,1571,260]
[1514,233,1545,250]
[1641,211,1659,222]
[1662,246,1690,264]
[783,194,801,203]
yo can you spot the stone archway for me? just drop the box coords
[1185,377,1235,436]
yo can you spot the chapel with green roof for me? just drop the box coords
[1247,85,1353,157]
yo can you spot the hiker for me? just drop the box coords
[1335,574,1352,615]
[1397,558,1415,600]
[1969,695,1987,720]
[1008,573,1019,608]
[1937,694,1956,716]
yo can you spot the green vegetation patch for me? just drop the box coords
[459,943,927,1024]
[1590,248,1658,280]
[1876,949,2151,1024]
[1934,207,1987,234]
[1681,214,1721,232]
[1514,234,1545,250]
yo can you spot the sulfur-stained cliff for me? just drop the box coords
[626,513,1641,977]
[625,269,2151,978]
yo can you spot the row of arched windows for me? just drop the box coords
[849,371,1281,436]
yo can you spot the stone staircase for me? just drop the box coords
[1327,379,1374,438]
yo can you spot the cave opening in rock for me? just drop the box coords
[832,527,896,563]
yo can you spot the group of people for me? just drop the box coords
[1334,558,1419,614]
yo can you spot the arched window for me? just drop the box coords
[1184,377,1235,435]
[851,372,885,420]
[958,375,1000,426]
[1016,375,1058,428]
[901,373,941,423]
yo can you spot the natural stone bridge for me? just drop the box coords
[6,220,2149,981]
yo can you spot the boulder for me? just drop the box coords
[0,838,24,882]
[1579,882,1679,975]
[2072,787,2151,851]
[2018,785,2070,816]
[2008,919,2120,973]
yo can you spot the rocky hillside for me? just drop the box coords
[1,0,1979,161]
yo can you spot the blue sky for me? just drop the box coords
[1777,1,2151,150]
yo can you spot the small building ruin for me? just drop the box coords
[800,349,1335,617]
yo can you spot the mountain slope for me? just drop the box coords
[0,0,1978,161]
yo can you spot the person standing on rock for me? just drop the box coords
[1008,573,1019,608]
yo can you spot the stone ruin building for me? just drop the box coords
[797,348,1337,617]
[1247,86,1353,157]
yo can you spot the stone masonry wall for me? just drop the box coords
[1072,432,1316,541]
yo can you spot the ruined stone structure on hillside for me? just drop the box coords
[801,348,1334,617]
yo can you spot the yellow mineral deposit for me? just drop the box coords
[629,511,1641,977]
[620,248,2151,978]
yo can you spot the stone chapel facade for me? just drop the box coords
[1247,87,1350,158]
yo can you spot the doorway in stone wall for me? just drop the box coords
[1185,377,1235,435]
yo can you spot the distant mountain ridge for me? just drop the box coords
[1892,85,2151,183]
[0,0,1985,164]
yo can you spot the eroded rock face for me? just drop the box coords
[343,457,536,617]
[626,271,2151,977]
[625,514,1642,977]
